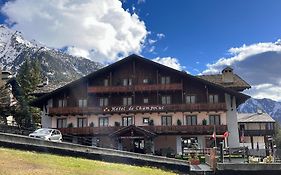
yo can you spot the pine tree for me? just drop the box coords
[15,57,42,128]
[0,84,11,124]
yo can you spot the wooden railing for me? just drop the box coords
[87,83,183,93]
[49,103,227,115]
[59,125,227,136]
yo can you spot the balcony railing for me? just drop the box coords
[87,83,183,93]
[59,125,227,136]
[240,129,275,136]
[49,103,227,115]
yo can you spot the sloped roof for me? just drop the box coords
[31,54,250,106]
[109,125,156,138]
[197,74,251,90]
[238,113,275,123]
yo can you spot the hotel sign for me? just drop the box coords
[103,105,165,112]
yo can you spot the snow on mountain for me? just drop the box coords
[0,25,102,84]
[238,98,281,123]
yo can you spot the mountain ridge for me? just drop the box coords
[0,25,102,85]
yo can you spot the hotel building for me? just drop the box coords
[32,54,250,155]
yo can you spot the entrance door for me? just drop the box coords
[134,139,145,153]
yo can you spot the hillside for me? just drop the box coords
[0,147,174,175]
[0,25,102,85]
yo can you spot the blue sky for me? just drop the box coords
[123,0,281,73]
[1,0,281,100]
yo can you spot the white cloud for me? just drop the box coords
[202,40,281,101]
[153,57,187,71]
[1,0,148,63]
[157,33,165,39]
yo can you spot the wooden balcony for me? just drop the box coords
[49,103,227,115]
[87,83,183,93]
[59,125,227,136]
[49,107,100,115]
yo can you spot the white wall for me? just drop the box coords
[225,93,240,148]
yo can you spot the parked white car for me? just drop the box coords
[29,128,62,142]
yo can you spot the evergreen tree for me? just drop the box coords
[15,57,42,128]
[0,84,11,124]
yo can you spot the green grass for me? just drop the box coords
[0,147,176,175]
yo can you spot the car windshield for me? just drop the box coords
[34,129,52,134]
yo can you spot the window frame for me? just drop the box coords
[209,115,221,125]
[122,116,133,126]
[123,97,132,106]
[99,117,109,127]
[57,118,67,128]
[161,115,172,126]
[77,118,87,128]
[143,117,149,124]
[186,115,197,125]
[161,95,171,105]
[99,97,109,107]
[186,95,196,104]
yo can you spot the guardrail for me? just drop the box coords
[0,132,189,173]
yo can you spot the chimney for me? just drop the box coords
[257,109,263,115]
[222,66,234,83]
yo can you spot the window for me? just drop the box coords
[123,78,132,86]
[57,118,67,128]
[122,116,133,126]
[186,115,197,125]
[123,97,132,106]
[209,94,219,103]
[209,115,221,125]
[143,98,149,104]
[161,76,170,84]
[143,79,149,84]
[99,98,108,107]
[99,117,109,127]
[161,116,172,126]
[58,99,67,107]
[186,95,196,104]
[161,96,171,104]
[267,123,274,130]
[77,118,87,128]
[104,79,109,86]
[78,99,87,107]
[143,117,149,124]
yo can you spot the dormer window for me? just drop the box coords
[123,78,132,86]
[161,76,170,84]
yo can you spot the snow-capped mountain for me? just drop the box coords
[0,25,102,84]
[238,98,281,122]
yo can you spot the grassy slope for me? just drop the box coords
[0,148,175,175]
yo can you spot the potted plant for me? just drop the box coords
[177,119,182,126]
[148,119,154,126]
[114,121,120,127]
[67,123,73,128]
[89,122,94,127]
[202,119,207,125]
